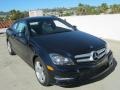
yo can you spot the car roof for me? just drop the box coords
[17,16,58,22]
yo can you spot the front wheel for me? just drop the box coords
[34,57,51,86]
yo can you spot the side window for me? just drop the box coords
[16,22,27,33]
[16,22,28,37]
[11,23,18,30]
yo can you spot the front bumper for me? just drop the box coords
[49,51,115,85]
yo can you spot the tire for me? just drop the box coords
[7,41,16,55]
[34,57,51,86]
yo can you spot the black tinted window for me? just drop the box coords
[29,18,74,36]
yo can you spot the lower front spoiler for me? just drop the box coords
[55,59,116,86]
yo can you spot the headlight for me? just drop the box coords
[106,43,110,54]
[49,53,74,65]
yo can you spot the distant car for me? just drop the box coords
[6,16,114,86]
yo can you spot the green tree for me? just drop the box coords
[77,3,99,15]
[98,3,109,13]
[76,3,87,15]
[83,5,98,15]
[0,17,4,21]
[110,4,120,13]
[7,10,28,20]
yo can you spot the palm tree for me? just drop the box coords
[110,4,120,13]
[98,3,109,14]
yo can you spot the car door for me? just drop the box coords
[13,21,29,60]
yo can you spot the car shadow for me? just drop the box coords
[61,59,117,88]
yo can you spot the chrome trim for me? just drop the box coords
[75,48,106,63]
[77,58,93,62]
[98,51,106,59]
[75,53,91,58]
[97,48,106,54]
[55,77,74,80]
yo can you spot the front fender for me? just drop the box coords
[30,40,53,67]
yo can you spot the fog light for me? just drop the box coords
[47,65,54,71]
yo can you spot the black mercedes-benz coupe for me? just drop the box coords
[6,16,115,86]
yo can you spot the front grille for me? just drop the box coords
[75,48,106,63]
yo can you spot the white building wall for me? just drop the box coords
[61,14,120,41]
[29,10,43,17]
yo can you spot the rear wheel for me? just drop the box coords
[34,57,51,86]
[7,41,16,55]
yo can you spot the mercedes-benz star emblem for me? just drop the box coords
[93,51,99,60]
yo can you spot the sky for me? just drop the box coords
[0,0,120,11]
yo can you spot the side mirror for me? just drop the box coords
[73,25,77,30]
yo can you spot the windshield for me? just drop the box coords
[28,18,74,36]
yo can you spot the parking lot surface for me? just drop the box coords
[0,35,120,90]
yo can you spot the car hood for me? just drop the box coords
[32,31,106,56]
